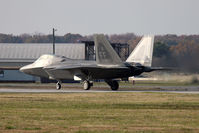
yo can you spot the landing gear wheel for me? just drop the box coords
[83,80,91,90]
[56,82,61,90]
[111,80,119,91]
[105,80,119,91]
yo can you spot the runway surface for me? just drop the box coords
[0,88,199,94]
[0,83,199,93]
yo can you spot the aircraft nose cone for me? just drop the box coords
[19,66,26,72]
[19,64,34,75]
[20,65,30,74]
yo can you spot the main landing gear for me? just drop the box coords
[55,80,119,91]
[105,79,119,91]
[83,80,93,90]
[55,80,93,90]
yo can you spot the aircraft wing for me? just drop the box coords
[44,65,129,71]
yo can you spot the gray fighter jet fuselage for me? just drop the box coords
[20,34,156,90]
[21,57,145,80]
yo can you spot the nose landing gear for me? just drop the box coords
[56,81,62,90]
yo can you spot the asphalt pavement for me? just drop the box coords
[0,88,199,94]
[0,83,199,93]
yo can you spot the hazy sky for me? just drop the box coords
[0,0,199,35]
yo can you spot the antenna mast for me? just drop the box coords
[53,28,57,54]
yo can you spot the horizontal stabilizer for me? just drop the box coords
[149,67,174,71]
[143,67,174,72]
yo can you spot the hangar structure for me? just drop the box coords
[83,41,129,61]
[0,42,129,82]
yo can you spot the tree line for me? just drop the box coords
[0,33,199,72]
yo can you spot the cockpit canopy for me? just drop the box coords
[32,54,67,67]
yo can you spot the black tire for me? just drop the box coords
[111,80,119,91]
[83,81,91,90]
[56,82,61,90]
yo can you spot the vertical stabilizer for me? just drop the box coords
[94,34,124,66]
[126,35,154,67]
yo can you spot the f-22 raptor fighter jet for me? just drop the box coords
[20,34,160,90]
